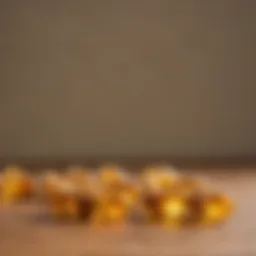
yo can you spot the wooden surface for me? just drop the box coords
[0,169,256,256]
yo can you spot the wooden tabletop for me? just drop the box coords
[0,168,256,256]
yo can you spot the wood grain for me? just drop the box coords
[0,169,255,256]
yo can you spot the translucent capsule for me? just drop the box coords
[142,192,164,223]
[65,166,90,182]
[49,194,79,220]
[184,192,205,225]
[91,174,138,225]
[97,163,127,186]
[201,193,233,226]
[76,195,97,220]
[91,195,129,225]
[184,190,234,227]
[45,171,97,221]
[142,165,179,192]
[41,171,63,200]
[49,194,96,221]
[109,180,139,208]
[141,171,202,227]
[170,175,204,197]
[73,173,98,221]
[1,165,35,204]
[46,177,80,220]
[142,191,188,226]
[161,195,188,226]
[65,167,94,194]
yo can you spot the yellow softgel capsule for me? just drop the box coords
[65,166,94,193]
[185,190,234,227]
[184,192,205,225]
[49,194,79,220]
[142,165,179,192]
[76,195,97,221]
[141,169,201,227]
[1,165,35,204]
[201,193,233,225]
[170,175,204,198]
[65,166,89,181]
[91,196,129,225]
[98,163,127,185]
[91,189,137,225]
[72,172,98,221]
[46,177,79,220]
[91,174,138,225]
[46,171,97,221]
[41,171,63,200]
[161,195,188,226]
[142,190,188,226]
[142,192,164,223]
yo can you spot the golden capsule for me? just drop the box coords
[143,191,188,226]
[185,192,205,225]
[91,179,138,225]
[142,165,179,192]
[46,177,80,220]
[91,194,130,225]
[185,191,234,227]
[201,193,233,225]
[41,171,63,200]
[50,194,97,221]
[170,176,204,198]
[143,192,164,223]
[161,195,188,226]
[74,176,99,221]
[120,185,138,208]
[91,164,136,225]
[46,171,98,221]
[65,166,90,182]
[76,195,97,220]
[1,165,35,204]
[98,163,127,186]
[49,194,79,220]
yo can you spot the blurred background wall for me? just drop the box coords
[0,0,256,158]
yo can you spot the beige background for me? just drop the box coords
[0,0,256,158]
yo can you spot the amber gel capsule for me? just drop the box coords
[1,165,35,204]
[91,166,138,225]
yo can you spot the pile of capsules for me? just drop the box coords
[0,164,234,227]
